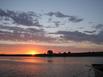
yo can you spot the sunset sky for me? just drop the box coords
[0,0,103,54]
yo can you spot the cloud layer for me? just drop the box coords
[0,9,42,27]
[0,9,103,45]
[0,25,55,42]
[53,30,103,44]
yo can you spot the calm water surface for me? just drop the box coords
[0,57,103,77]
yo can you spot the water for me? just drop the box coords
[0,57,103,77]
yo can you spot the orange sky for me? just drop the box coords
[0,44,103,54]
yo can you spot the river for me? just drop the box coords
[0,57,103,77]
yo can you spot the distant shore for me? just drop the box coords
[0,52,103,57]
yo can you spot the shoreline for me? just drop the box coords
[0,52,103,57]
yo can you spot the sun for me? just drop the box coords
[28,50,38,55]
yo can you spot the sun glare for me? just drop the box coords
[28,50,38,55]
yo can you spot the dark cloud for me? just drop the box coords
[0,25,42,34]
[0,9,56,42]
[0,9,7,16]
[0,25,24,32]
[55,31,93,41]
[46,12,54,16]
[12,12,34,26]
[0,26,55,42]
[91,24,103,34]
[84,30,96,34]
[53,31,103,44]
[0,30,54,42]
[69,16,83,23]
[54,11,69,18]
[96,30,103,43]
[46,11,83,23]
[95,24,103,30]
[46,11,69,18]
[0,24,44,34]
[0,9,42,27]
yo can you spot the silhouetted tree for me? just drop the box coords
[63,52,67,55]
[47,50,53,55]
[68,51,71,54]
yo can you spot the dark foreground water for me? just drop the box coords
[0,57,103,77]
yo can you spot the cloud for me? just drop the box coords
[0,24,43,33]
[0,25,24,32]
[0,24,44,35]
[0,9,88,45]
[45,26,57,28]
[53,21,60,27]
[46,11,83,23]
[0,29,55,42]
[46,12,54,16]
[0,9,7,16]
[95,30,103,43]
[95,24,103,30]
[84,30,96,34]
[0,9,42,27]
[0,9,57,42]
[91,24,103,34]
[53,30,103,44]
[46,11,69,18]
[0,24,56,42]
[69,16,83,23]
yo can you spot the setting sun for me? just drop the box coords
[27,50,38,55]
